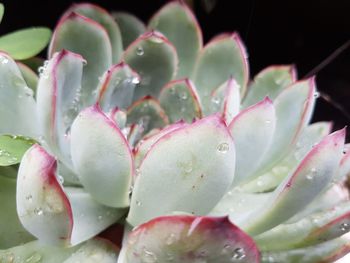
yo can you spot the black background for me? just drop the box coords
[1,0,349,135]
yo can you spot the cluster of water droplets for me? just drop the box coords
[0,149,18,164]
[38,60,49,79]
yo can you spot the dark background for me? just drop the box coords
[1,0,349,134]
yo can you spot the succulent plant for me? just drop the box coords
[0,1,349,262]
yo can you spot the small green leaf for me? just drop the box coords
[0,27,52,60]
[0,135,36,166]
[0,4,4,24]
[127,96,169,135]
[123,31,178,101]
[148,1,202,78]
[113,12,146,48]
[17,62,39,94]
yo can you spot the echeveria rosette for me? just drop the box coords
[0,1,349,262]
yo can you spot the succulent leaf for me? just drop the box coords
[148,1,202,78]
[17,62,39,94]
[108,107,127,129]
[192,33,249,104]
[0,172,34,249]
[120,216,260,263]
[240,121,333,193]
[70,104,133,208]
[0,27,52,60]
[255,201,350,251]
[127,115,235,226]
[36,50,84,168]
[64,3,123,63]
[0,239,119,263]
[113,12,146,48]
[97,62,140,111]
[49,12,112,106]
[229,97,276,186]
[287,182,349,224]
[261,233,350,263]
[159,78,202,123]
[17,145,125,246]
[65,187,126,246]
[0,135,36,166]
[241,129,345,235]
[0,52,37,137]
[334,148,350,183]
[123,31,178,100]
[258,77,316,172]
[16,144,73,245]
[0,3,4,24]
[211,192,272,226]
[242,65,297,108]
[210,77,240,123]
[127,96,169,135]
[0,240,78,263]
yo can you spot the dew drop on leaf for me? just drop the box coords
[136,46,144,56]
[340,222,350,232]
[141,248,157,263]
[231,247,245,260]
[217,142,229,153]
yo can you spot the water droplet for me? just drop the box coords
[306,174,314,180]
[128,185,134,195]
[1,57,9,64]
[166,233,176,245]
[307,168,317,180]
[340,222,350,232]
[136,46,144,56]
[231,248,245,260]
[26,195,33,202]
[25,252,42,263]
[257,180,264,186]
[141,248,157,263]
[265,120,271,124]
[211,96,221,104]
[58,175,64,184]
[82,60,87,66]
[314,91,320,98]
[150,36,164,44]
[179,92,188,100]
[98,215,103,220]
[136,200,142,206]
[217,142,229,153]
[184,162,193,174]
[131,77,140,85]
[114,77,121,86]
[34,208,43,216]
